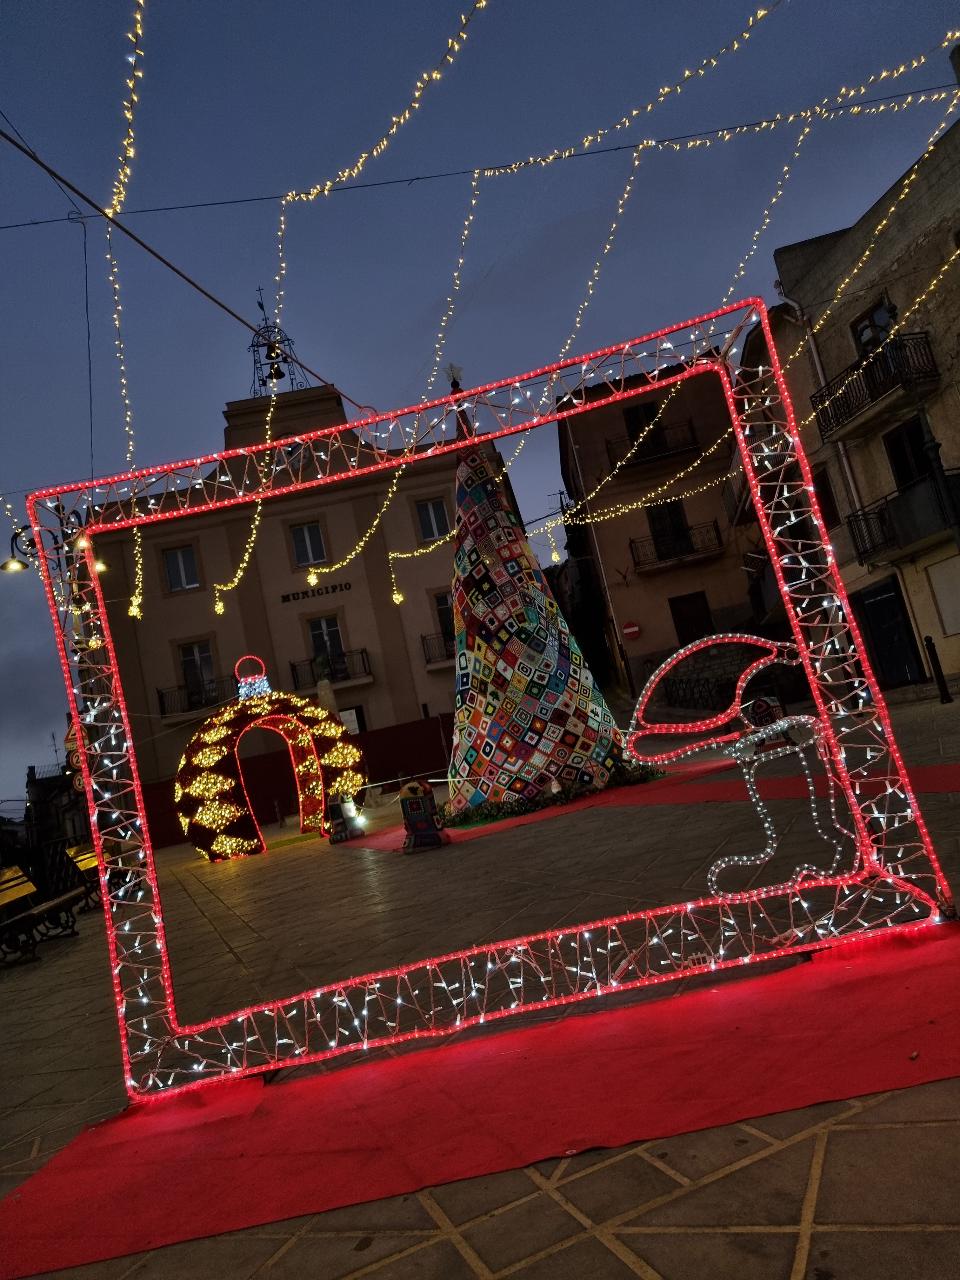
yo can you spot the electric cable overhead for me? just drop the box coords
[383,49,960,601]
[1,82,954,236]
[0,124,358,409]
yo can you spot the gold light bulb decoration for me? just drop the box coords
[174,656,367,860]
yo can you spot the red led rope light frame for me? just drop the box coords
[27,299,953,1100]
[627,635,798,760]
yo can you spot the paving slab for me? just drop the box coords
[2,700,959,1279]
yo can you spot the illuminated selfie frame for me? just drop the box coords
[28,300,953,1100]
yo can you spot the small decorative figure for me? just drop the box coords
[326,795,366,845]
[398,779,449,852]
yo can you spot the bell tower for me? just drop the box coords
[249,288,309,397]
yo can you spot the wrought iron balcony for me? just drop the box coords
[422,632,456,663]
[811,332,939,442]
[847,470,960,564]
[606,420,698,470]
[630,520,723,571]
[157,675,237,717]
[290,648,371,690]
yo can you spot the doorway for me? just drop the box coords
[236,727,300,828]
[848,576,924,688]
[668,590,714,647]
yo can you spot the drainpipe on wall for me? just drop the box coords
[775,284,864,512]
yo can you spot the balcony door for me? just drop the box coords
[179,640,216,708]
[648,500,692,561]
[434,590,456,658]
[435,591,454,636]
[851,297,895,356]
[883,417,929,493]
[309,615,345,681]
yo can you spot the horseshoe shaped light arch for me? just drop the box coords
[174,656,365,860]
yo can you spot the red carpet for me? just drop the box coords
[2,925,959,1278]
[363,760,960,852]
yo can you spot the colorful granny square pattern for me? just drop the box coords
[448,448,622,811]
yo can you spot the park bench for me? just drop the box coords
[65,843,101,910]
[0,863,84,964]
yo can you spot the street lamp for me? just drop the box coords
[1,526,35,574]
[2,510,86,579]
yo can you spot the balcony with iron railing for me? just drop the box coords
[157,675,237,717]
[811,332,939,443]
[847,469,960,565]
[605,420,699,471]
[630,520,724,572]
[422,632,456,664]
[290,648,372,691]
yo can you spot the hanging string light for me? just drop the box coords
[105,0,146,220]
[797,244,960,431]
[282,3,489,205]
[381,140,672,598]
[386,234,960,598]
[782,84,960,368]
[423,171,482,399]
[719,123,814,310]
[105,232,144,617]
[321,0,792,600]
[324,22,953,601]
[102,1,148,619]
[303,170,483,588]
[217,7,491,614]
[482,3,784,177]
[707,40,960,340]
[477,24,954,178]
[384,54,958,603]
[212,392,278,615]
[274,0,491,326]
[497,82,955,499]
[529,52,960,535]
[546,425,735,534]
[491,5,798,478]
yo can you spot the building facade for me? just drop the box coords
[557,368,764,692]
[98,384,461,841]
[763,57,960,690]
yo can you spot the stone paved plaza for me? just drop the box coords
[2,699,960,1279]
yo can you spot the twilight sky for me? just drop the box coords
[1,0,957,811]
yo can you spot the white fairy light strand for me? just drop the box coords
[387,192,960,597]
[215,6,491,613]
[482,3,784,177]
[344,0,787,597]
[103,2,148,619]
[784,84,960,367]
[424,170,482,399]
[105,0,146,219]
[372,26,951,600]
